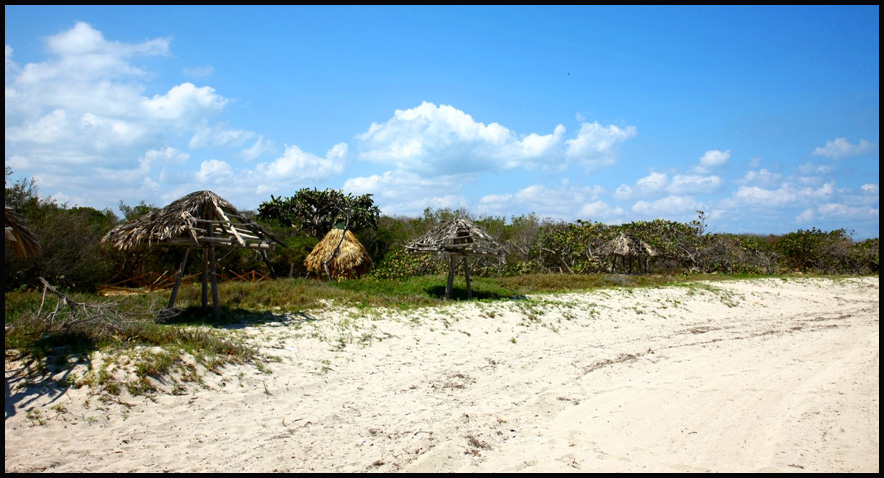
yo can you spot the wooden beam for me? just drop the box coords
[167,247,191,309]
[212,203,246,247]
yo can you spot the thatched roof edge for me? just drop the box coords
[598,233,656,257]
[101,190,282,251]
[5,206,42,259]
[404,218,505,257]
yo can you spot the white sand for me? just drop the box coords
[5,277,879,473]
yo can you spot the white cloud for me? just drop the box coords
[669,174,723,194]
[798,202,879,223]
[254,143,346,183]
[189,124,256,149]
[817,203,879,219]
[725,181,834,208]
[578,200,625,219]
[141,82,228,124]
[632,195,703,217]
[693,149,730,173]
[812,137,878,159]
[563,122,638,171]
[345,170,469,206]
[861,184,879,194]
[354,102,636,176]
[796,162,832,175]
[635,171,668,195]
[477,180,608,220]
[796,209,815,223]
[5,22,233,176]
[240,135,275,161]
[615,171,722,199]
[738,168,783,187]
[195,159,234,183]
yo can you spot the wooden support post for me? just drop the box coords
[261,250,276,279]
[209,243,220,320]
[201,247,209,312]
[463,256,472,300]
[167,247,191,309]
[445,255,455,300]
[207,219,220,320]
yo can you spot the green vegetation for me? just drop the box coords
[4,169,878,399]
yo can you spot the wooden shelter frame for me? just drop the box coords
[599,233,657,274]
[404,218,505,300]
[102,191,283,319]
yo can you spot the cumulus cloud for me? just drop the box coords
[692,149,730,173]
[477,180,610,220]
[4,21,282,210]
[615,171,722,199]
[254,143,347,184]
[632,195,703,217]
[354,102,636,176]
[725,181,834,208]
[5,22,233,172]
[738,168,783,187]
[812,138,878,159]
[797,203,879,223]
[563,122,638,171]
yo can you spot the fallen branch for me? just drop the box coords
[36,277,172,334]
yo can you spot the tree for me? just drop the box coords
[257,188,380,238]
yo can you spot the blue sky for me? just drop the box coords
[5,5,879,238]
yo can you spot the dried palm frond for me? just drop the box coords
[5,206,42,259]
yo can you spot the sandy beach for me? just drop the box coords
[5,276,879,473]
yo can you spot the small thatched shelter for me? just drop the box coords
[405,218,505,299]
[102,190,283,318]
[598,232,656,274]
[304,226,371,280]
[5,206,41,259]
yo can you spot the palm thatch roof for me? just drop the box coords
[405,218,505,258]
[304,227,371,279]
[102,190,282,251]
[5,206,42,259]
[598,233,656,258]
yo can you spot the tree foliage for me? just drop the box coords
[256,188,380,238]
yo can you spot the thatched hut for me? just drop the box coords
[405,218,505,300]
[5,206,41,259]
[102,190,283,318]
[304,226,371,279]
[598,232,656,274]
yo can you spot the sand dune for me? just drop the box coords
[5,277,879,473]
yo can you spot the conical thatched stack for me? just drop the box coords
[405,218,504,300]
[304,227,371,279]
[5,206,41,259]
[599,232,656,274]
